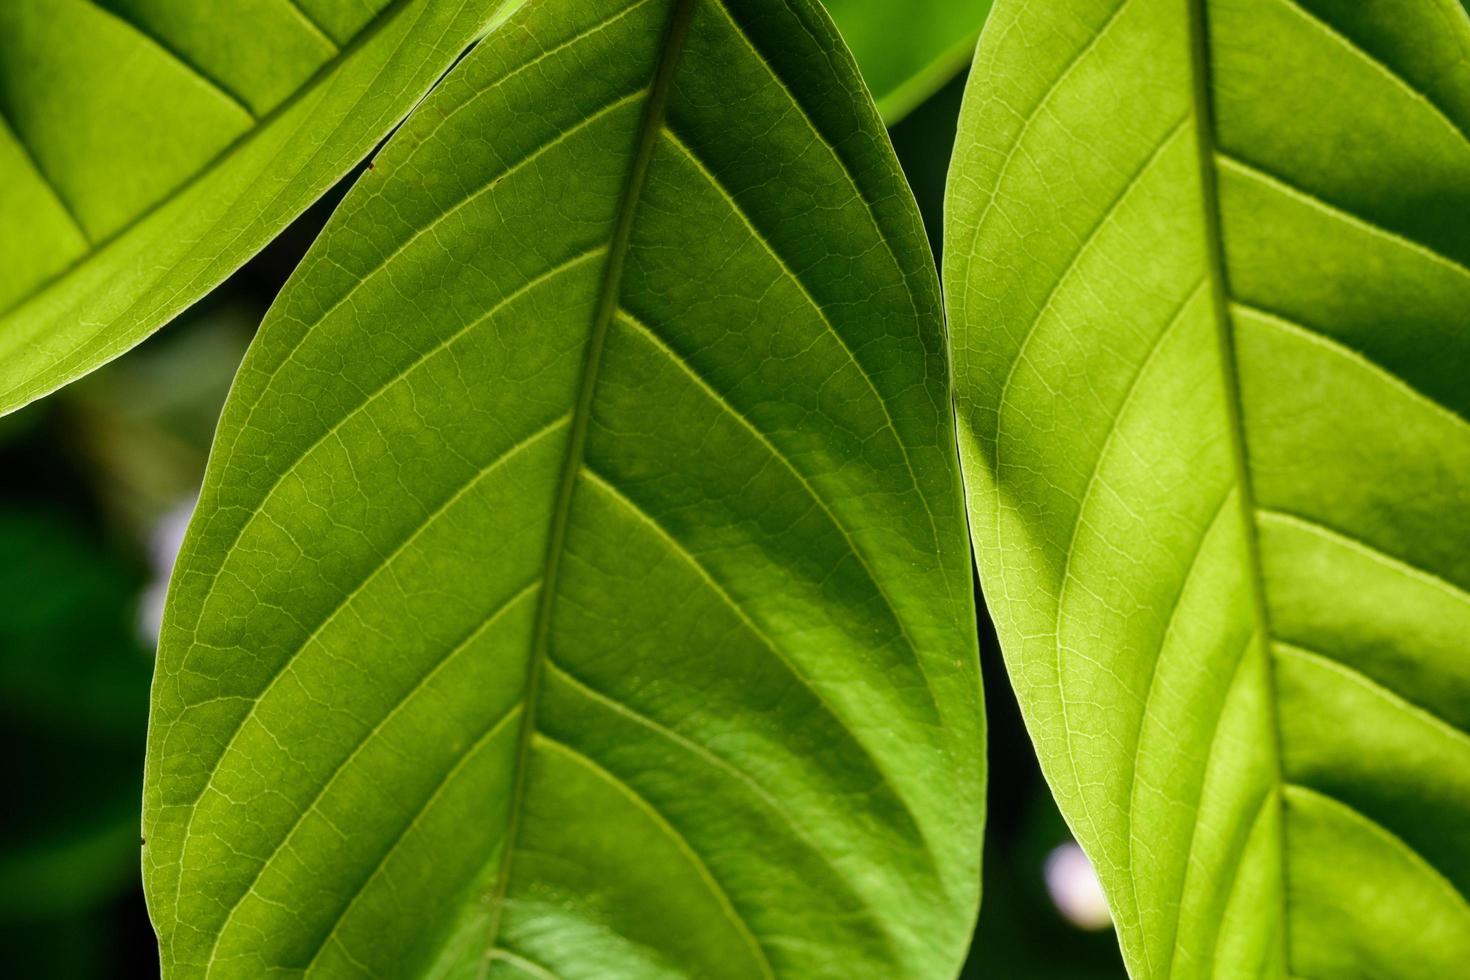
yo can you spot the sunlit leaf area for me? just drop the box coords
[2,0,1464,977]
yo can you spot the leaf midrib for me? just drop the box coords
[1184,0,1293,977]
[480,0,699,954]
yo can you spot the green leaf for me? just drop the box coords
[0,0,520,418]
[944,0,1470,976]
[145,0,984,977]
[824,0,994,124]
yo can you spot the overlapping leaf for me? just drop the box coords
[145,0,984,976]
[825,0,994,123]
[0,0,517,416]
[945,0,1470,975]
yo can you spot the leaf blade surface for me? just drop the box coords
[145,1,985,977]
[944,0,1470,975]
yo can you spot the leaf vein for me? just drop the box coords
[297,704,524,976]
[200,580,542,975]
[1274,0,1470,148]
[656,125,946,605]
[1216,153,1470,282]
[576,463,934,839]
[957,0,1137,303]
[614,306,939,715]
[0,0,438,323]
[1283,784,1470,915]
[483,0,696,956]
[174,416,569,892]
[538,659,918,964]
[0,106,90,244]
[183,247,601,643]
[225,84,645,437]
[82,0,258,118]
[1274,642,1470,752]
[1187,0,1292,973]
[486,949,563,980]
[534,735,777,979]
[1233,301,1470,432]
[281,0,344,51]
[1124,484,1240,970]
[1256,509,1470,606]
[704,0,927,332]
[991,114,1191,454]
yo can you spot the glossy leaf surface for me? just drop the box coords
[0,0,516,416]
[945,0,1470,976]
[145,0,984,976]
[824,0,995,124]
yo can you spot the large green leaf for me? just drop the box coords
[144,0,984,976]
[824,0,995,124]
[945,0,1470,976]
[0,0,520,417]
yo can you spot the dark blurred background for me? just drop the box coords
[1,69,1126,979]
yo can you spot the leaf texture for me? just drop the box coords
[0,0,517,416]
[824,0,995,124]
[144,0,984,976]
[944,0,1470,976]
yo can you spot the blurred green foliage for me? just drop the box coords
[0,489,151,973]
[826,0,995,123]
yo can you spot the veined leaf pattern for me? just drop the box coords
[145,0,984,977]
[945,0,1470,976]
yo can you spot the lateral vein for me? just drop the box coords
[0,106,90,244]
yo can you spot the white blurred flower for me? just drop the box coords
[1044,841,1111,930]
[137,496,197,646]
